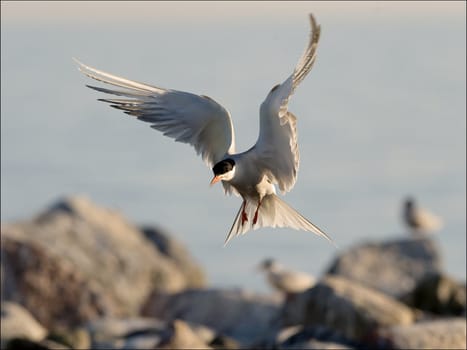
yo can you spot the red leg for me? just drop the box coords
[253,200,262,225]
[241,200,248,225]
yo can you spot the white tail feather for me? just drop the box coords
[224,194,334,246]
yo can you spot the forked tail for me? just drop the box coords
[224,194,334,246]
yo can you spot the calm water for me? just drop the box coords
[2,4,465,292]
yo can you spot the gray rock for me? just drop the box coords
[326,237,442,298]
[141,226,206,288]
[85,316,168,349]
[36,339,72,350]
[47,328,91,350]
[120,335,161,350]
[4,338,71,350]
[157,319,212,349]
[183,321,217,345]
[275,325,356,349]
[401,272,466,316]
[1,237,116,329]
[86,317,213,349]
[209,334,241,349]
[280,291,314,327]
[281,276,415,343]
[1,195,206,328]
[1,302,47,348]
[141,288,282,346]
[376,318,466,350]
[281,339,353,350]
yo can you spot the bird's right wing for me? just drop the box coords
[74,59,236,167]
[254,14,320,194]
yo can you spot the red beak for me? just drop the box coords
[210,175,221,186]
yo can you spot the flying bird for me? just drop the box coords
[403,197,443,235]
[75,14,332,245]
[258,258,316,295]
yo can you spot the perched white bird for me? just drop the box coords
[75,14,332,245]
[403,197,443,235]
[258,258,316,294]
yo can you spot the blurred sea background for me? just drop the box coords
[1,1,465,293]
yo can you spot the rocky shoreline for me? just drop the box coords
[1,196,465,349]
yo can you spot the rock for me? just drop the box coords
[1,195,206,328]
[47,328,91,350]
[375,318,466,350]
[4,338,65,350]
[122,335,162,349]
[37,339,72,349]
[209,334,241,349]
[326,237,442,298]
[86,317,213,349]
[280,291,314,327]
[85,316,168,349]
[281,276,415,343]
[400,272,466,316]
[282,339,353,349]
[1,236,117,329]
[1,302,47,348]
[157,319,212,349]
[275,325,356,349]
[141,226,206,288]
[141,288,282,346]
[183,321,217,345]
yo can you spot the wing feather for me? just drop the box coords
[255,14,321,193]
[74,59,235,166]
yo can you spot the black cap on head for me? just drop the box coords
[405,196,415,208]
[212,158,235,176]
[260,258,275,269]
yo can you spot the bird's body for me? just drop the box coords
[75,14,332,245]
[259,259,316,294]
[227,151,275,200]
[403,197,443,236]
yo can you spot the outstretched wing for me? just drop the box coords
[254,14,321,193]
[74,59,236,167]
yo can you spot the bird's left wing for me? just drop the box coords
[254,14,320,193]
[74,59,236,167]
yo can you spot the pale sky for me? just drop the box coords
[1,1,465,24]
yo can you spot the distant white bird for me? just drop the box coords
[403,197,443,235]
[258,258,316,294]
[75,14,332,245]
